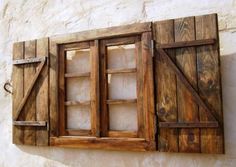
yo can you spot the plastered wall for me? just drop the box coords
[0,0,236,166]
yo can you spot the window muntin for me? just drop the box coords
[59,36,144,138]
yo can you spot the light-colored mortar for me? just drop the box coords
[0,0,236,166]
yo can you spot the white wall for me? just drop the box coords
[0,0,236,166]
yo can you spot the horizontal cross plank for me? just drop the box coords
[158,38,215,49]
[107,99,137,105]
[13,56,46,65]
[159,122,218,128]
[13,121,47,127]
[65,72,90,78]
[13,58,46,121]
[64,100,91,106]
[106,68,137,74]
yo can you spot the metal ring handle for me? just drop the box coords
[4,81,13,94]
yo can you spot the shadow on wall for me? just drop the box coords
[13,53,236,167]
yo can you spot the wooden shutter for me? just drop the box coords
[12,38,49,146]
[153,13,224,153]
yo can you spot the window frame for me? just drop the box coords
[49,22,156,151]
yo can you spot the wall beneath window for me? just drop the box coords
[0,0,236,166]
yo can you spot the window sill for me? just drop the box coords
[50,137,156,151]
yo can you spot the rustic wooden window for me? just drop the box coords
[49,23,156,151]
[12,13,224,153]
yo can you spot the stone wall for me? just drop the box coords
[0,0,236,166]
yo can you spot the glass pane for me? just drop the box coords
[66,49,90,73]
[66,77,90,101]
[67,106,90,130]
[108,73,137,99]
[109,104,137,131]
[107,44,136,69]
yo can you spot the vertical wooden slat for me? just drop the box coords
[58,46,66,136]
[135,37,145,138]
[23,40,36,145]
[175,17,200,152]
[154,20,178,152]
[141,32,156,148]
[36,38,49,146]
[90,40,100,137]
[100,40,108,137]
[49,40,58,139]
[195,14,224,153]
[13,42,24,144]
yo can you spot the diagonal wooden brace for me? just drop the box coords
[13,57,47,121]
[157,48,222,128]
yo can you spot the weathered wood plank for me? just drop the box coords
[158,38,215,49]
[13,58,46,121]
[13,56,46,65]
[100,40,109,137]
[36,38,49,146]
[13,121,47,127]
[105,36,139,46]
[66,129,92,136]
[195,14,224,153]
[50,137,151,151]
[154,20,178,152]
[13,42,24,145]
[157,49,220,123]
[159,122,218,128]
[136,38,145,138]
[90,40,100,137]
[141,32,156,147]
[49,40,59,138]
[59,45,66,136]
[23,40,36,145]
[175,17,200,153]
[108,131,137,138]
[51,22,151,44]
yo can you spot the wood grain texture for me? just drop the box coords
[13,58,46,121]
[135,38,144,138]
[50,137,151,151]
[108,131,137,138]
[154,20,178,152]
[35,38,49,146]
[58,45,66,136]
[13,42,24,145]
[51,22,151,44]
[49,40,58,138]
[13,121,47,127]
[23,40,36,145]
[158,38,215,49]
[195,14,224,153]
[90,40,100,137]
[100,40,109,137]
[175,17,200,153]
[141,32,156,148]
